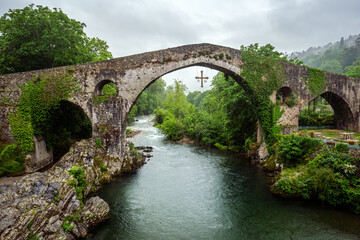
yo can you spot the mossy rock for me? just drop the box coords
[261,153,277,171]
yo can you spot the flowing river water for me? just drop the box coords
[88,116,360,240]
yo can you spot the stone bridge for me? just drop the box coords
[1,43,360,161]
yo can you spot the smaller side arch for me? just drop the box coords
[277,86,294,103]
[95,80,118,96]
[302,91,356,131]
[321,91,356,130]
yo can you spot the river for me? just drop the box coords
[88,115,360,240]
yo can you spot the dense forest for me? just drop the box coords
[154,74,256,151]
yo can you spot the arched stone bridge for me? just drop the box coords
[1,43,360,159]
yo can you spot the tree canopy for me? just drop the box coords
[0,4,112,74]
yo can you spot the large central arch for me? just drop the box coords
[123,62,245,120]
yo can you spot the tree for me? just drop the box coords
[345,60,360,78]
[0,4,112,74]
[339,37,345,49]
[320,60,343,74]
[163,80,192,119]
[128,78,166,120]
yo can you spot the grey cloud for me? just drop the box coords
[266,0,360,52]
[1,0,359,57]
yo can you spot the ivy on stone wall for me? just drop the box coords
[8,111,34,154]
[93,82,117,105]
[0,69,79,176]
[239,44,286,149]
[304,67,327,95]
[17,70,79,140]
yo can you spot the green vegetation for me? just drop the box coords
[345,60,360,78]
[155,76,249,148]
[62,220,75,232]
[27,234,40,240]
[0,4,112,74]
[62,212,81,232]
[305,67,327,95]
[128,78,166,121]
[300,129,360,140]
[129,142,143,162]
[272,134,360,214]
[285,92,297,107]
[16,71,79,140]
[0,144,25,176]
[0,4,111,176]
[278,134,322,167]
[96,138,103,148]
[335,143,349,153]
[68,166,88,201]
[239,44,290,150]
[93,82,117,105]
[299,96,335,127]
[0,70,91,176]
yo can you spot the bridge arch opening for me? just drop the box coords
[46,100,92,161]
[127,61,244,117]
[321,91,356,130]
[95,80,118,97]
[126,62,245,122]
[299,91,355,130]
[126,64,258,149]
[277,86,294,103]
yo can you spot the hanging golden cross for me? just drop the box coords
[195,70,208,88]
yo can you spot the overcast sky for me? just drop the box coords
[1,0,359,91]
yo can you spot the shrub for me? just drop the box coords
[96,138,103,148]
[309,146,354,174]
[285,92,297,107]
[126,128,133,135]
[244,137,254,151]
[128,142,143,162]
[214,143,228,150]
[0,144,25,176]
[335,143,349,153]
[154,107,167,124]
[274,144,360,214]
[276,177,299,195]
[160,115,184,140]
[62,220,75,232]
[278,134,322,167]
[68,166,87,200]
[306,167,340,200]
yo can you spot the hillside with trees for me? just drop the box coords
[290,34,360,78]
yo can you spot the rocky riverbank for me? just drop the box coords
[126,129,141,138]
[0,139,145,239]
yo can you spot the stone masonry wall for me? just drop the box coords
[1,43,360,157]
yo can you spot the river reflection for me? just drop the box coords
[88,116,360,240]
